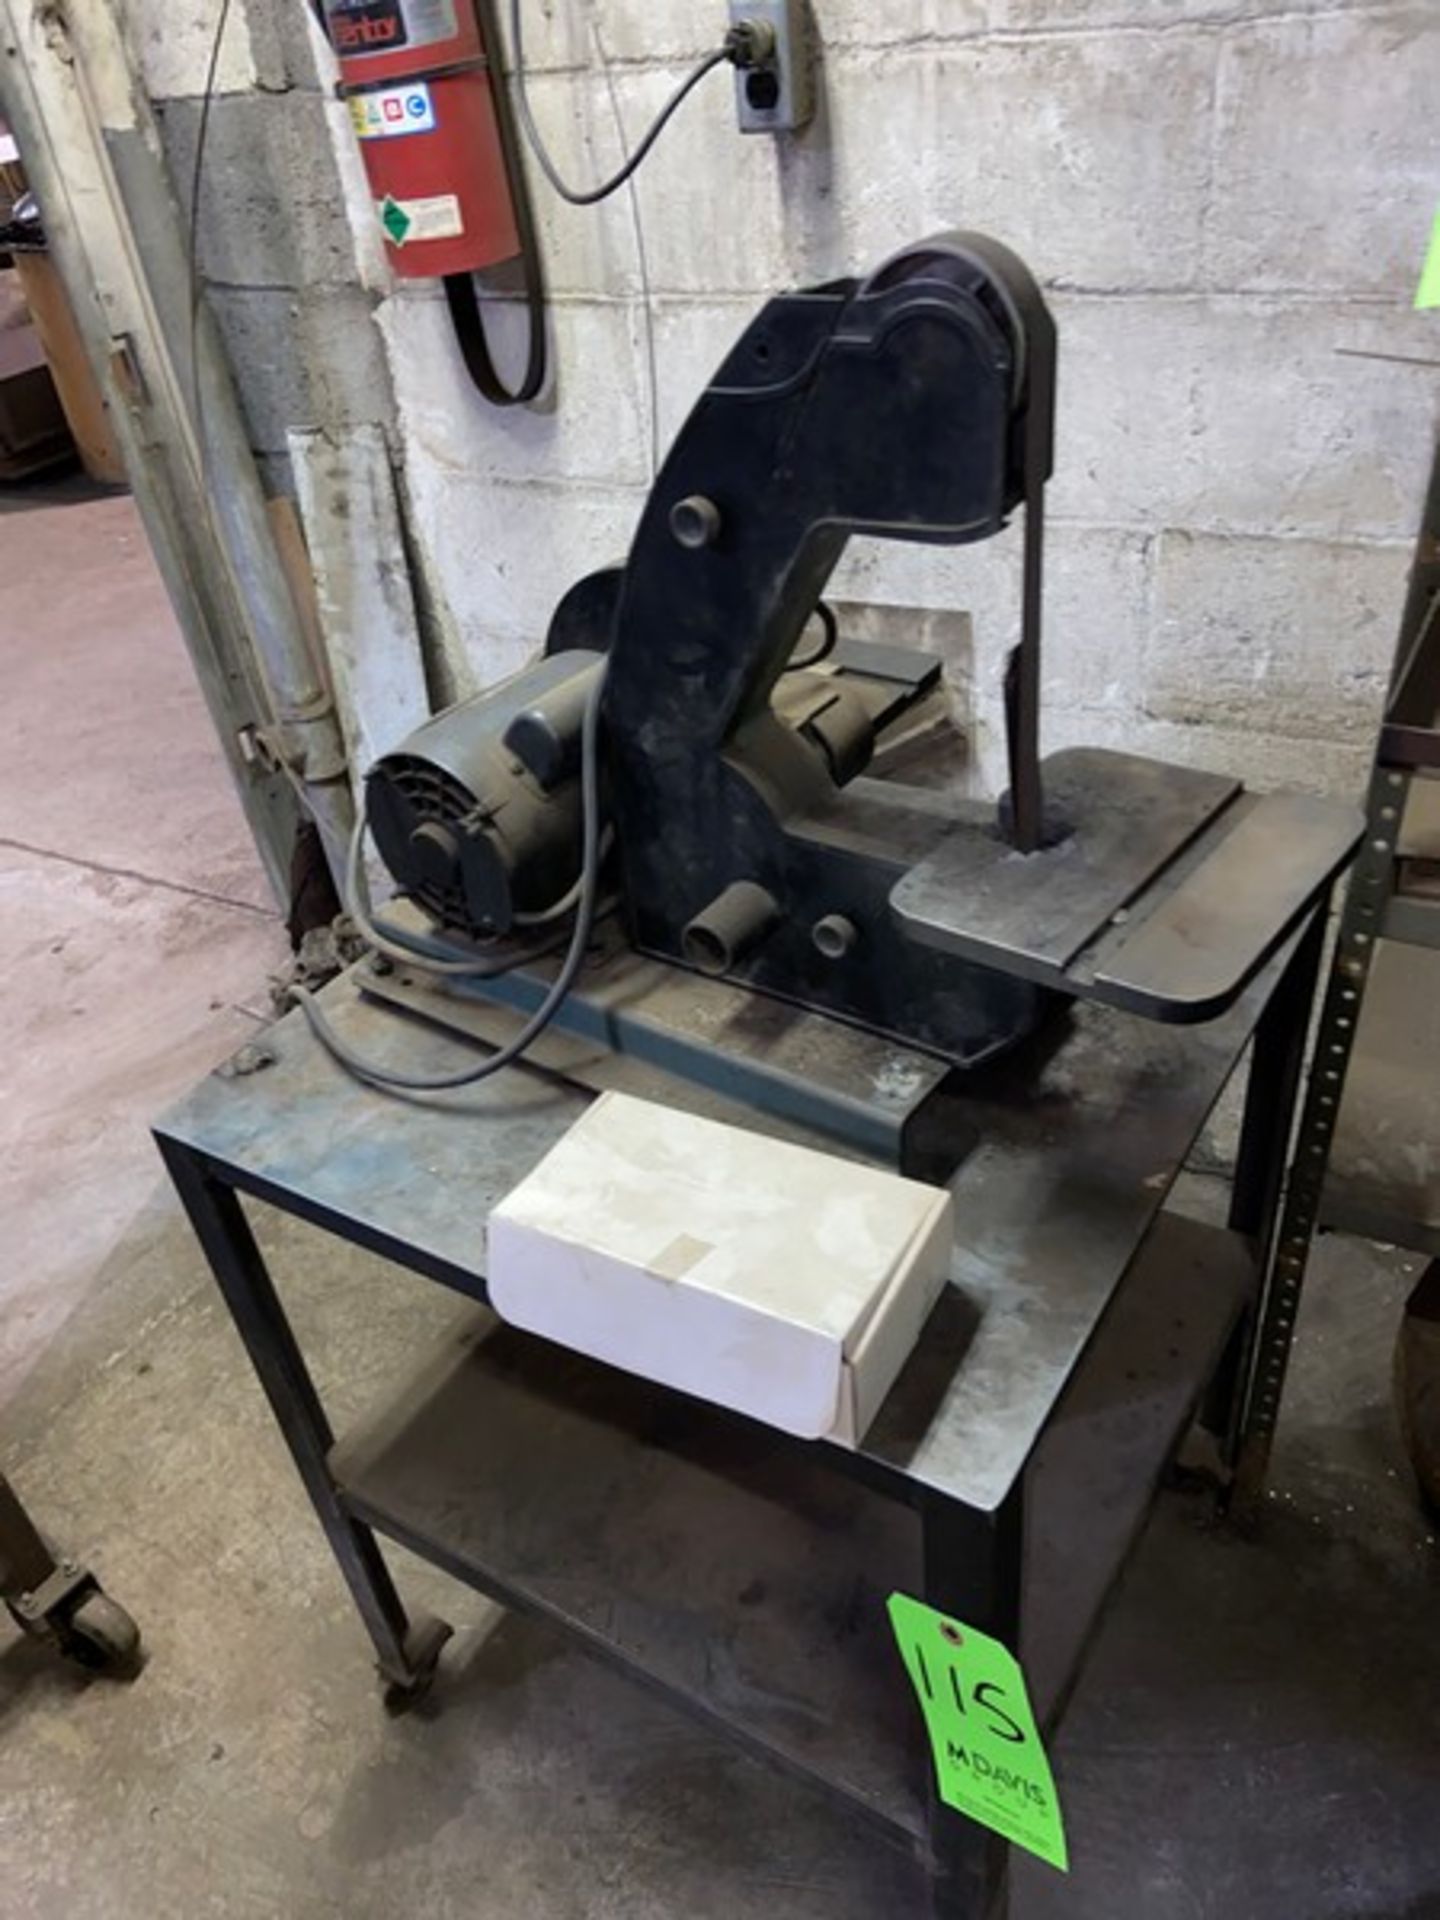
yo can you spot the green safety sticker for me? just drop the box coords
[380,196,413,247]
[887,1592,1068,1873]
[1416,204,1440,312]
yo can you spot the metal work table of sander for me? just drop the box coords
[156,232,1358,1916]
[156,915,1326,1917]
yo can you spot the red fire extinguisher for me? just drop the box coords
[324,0,546,404]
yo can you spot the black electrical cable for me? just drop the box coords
[508,0,730,208]
[294,660,610,1090]
[785,601,840,673]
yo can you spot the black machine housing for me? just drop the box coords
[367,231,1359,1072]
[595,232,1055,1064]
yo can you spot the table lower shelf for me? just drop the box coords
[330,1211,1251,1848]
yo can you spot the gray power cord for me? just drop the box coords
[507,2,770,208]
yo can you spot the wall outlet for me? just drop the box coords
[728,0,815,134]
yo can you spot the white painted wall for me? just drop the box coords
[127,0,1440,798]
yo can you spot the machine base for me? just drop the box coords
[358,925,979,1178]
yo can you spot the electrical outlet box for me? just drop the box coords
[729,0,815,134]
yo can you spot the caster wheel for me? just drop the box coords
[57,1589,142,1677]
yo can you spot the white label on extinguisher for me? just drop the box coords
[377,193,464,247]
[350,80,436,140]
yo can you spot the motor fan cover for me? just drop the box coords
[366,651,602,938]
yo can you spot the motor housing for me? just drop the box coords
[366,651,602,939]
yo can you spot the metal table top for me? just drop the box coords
[156,945,1288,1514]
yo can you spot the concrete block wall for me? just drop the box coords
[127,0,1439,799]
[380,0,1437,797]
[123,0,395,493]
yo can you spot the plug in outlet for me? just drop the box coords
[728,1,814,134]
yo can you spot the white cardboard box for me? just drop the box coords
[487,1091,954,1445]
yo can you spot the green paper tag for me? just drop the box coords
[888,1592,1068,1873]
[1416,204,1440,311]
[380,195,413,247]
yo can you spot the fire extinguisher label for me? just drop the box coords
[328,0,406,56]
[327,0,456,57]
[398,0,458,48]
[349,80,436,140]
[378,193,465,247]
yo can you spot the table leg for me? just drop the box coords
[156,1138,452,1694]
[1205,902,1328,1470]
[921,1490,1024,1920]
[0,1471,58,1602]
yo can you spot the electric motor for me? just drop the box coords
[366,650,603,940]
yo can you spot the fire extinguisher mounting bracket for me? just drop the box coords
[336,53,489,97]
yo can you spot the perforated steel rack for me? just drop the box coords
[1231,441,1440,1510]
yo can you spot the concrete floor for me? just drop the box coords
[2,479,1438,1919]
[0,476,287,1405]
